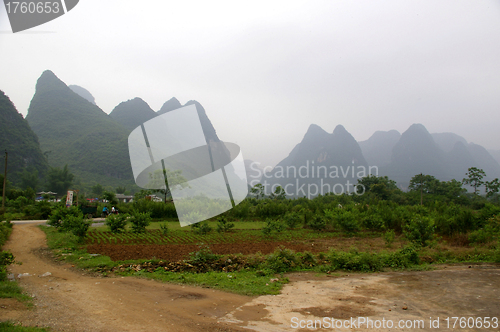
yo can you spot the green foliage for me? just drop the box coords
[128,211,151,233]
[309,215,327,231]
[105,214,128,233]
[115,186,126,194]
[0,322,51,331]
[284,212,301,229]
[270,185,286,200]
[361,213,384,231]
[357,175,399,200]
[216,215,235,233]
[47,206,82,229]
[383,229,396,247]
[403,216,435,247]
[485,178,500,198]
[188,244,219,264]
[159,222,169,235]
[46,165,74,196]
[0,90,48,187]
[0,251,14,266]
[250,184,265,199]
[61,215,91,241]
[132,199,177,219]
[335,210,360,233]
[265,246,299,272]
[191,221,213,235]
[262,218,285,235]
[102,191,118,205]
[463,167,486,195]
[91,184,103,196]
[0,221,13,247]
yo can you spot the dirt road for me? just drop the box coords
[1,223,250,332]
[2,223,500,332]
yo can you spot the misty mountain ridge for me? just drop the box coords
[109,97,156,130]
[262,124,369,197]
[0,90,48,186]
[26,70,134,192]
[68,85,96,105]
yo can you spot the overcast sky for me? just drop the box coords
[1,0,500,167]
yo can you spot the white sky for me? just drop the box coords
[1,0,500,167]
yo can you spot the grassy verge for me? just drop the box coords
[0,322,50,332]
[0,281,32,302]
[124,270,288,296]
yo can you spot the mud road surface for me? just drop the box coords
[2,223,499,332]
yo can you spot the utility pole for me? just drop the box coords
[2,150,7,213]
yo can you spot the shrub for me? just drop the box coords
[383,229,396,247]
[191,221,213,235]
[159,223,169,236]
[309,215,327,231]
[48,206,82,229]
[216,215,235,233]
[262,218,286,235]
[188,244,219,264]
[105,214,128,233]
[129,211,151,233]
[61,215,91,242]
[403,217,435,247]
[361,213,384,231]
[336,210,360,233]
[265,246,299,272]
[298,251,318,268]
[284,212,301,229]
[384,245,420,268]
[327,249,382,272]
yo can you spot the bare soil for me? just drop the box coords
[2,223,500,332]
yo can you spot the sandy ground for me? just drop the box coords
[1,223,499,332]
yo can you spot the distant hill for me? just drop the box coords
[431,132,468,153]
[157,97,182,115]
[358,130,401,168]
[489,149,500,166]
[0,90,48,187]
[68,85,96,105]
[263,124,368,197]
[381,124,448,187]
[109,97,156,130]
[26,70,134,193]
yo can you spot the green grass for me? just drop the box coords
[0,280,32,302]
[122,270,288,296]
[0,322,50,332]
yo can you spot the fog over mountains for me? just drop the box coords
[2,69,499,196]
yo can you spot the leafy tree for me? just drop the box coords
[462,167,486,195]
[357,175,398,200]
[46,165,74,196]
[20,168,39,191]
[270,185,286,200]
[102,191,118,205]
[115,186,126,194]
[250,184,265,199]
[91,184,103,197]
[485,178,500,198]
[409,174,439,194]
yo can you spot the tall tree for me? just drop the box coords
[462,167,486,195]
[46,164,74,196]
[485,178,500,198]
